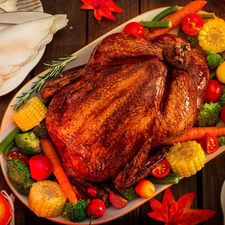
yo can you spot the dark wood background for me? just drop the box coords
[0,0,225,224]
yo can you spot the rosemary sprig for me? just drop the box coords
[12,54,76,111]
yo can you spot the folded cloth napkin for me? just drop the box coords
[0,14,68,86]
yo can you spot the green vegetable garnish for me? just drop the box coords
[139,20,172,28]
[152,5,179,21]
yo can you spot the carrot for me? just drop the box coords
[164,127,225,146]
[146,1,207,38]
[40,137,77,204]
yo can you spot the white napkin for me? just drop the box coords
[0,14,68,86]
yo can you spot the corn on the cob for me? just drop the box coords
[28,180,67,218]
[166,141,206,177]
[198,18,225,53]
[13,97,47,132]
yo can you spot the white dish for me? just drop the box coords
[1,6,225,225]
[0,2,45,96]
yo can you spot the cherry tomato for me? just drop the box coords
[204,79,222,103]
[221,105,225,124]
[204,133,219,154]
[29,155,53,180]
[8,150,29,166]
[123,22,145,37]
[182,14,204,35]
[151,159,171,178]
[87,199,105,220]
[0,194,10,225]
[135,179,155,198]
[87,187,98,198]
[109,191,127,209]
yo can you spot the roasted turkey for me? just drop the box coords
[41,32,209,190]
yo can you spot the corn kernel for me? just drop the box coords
[166,141,206,177]
[13,97,47,132]
[28,180,67,218]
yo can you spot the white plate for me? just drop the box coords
[0,2,45,96]
[1,6,225,225]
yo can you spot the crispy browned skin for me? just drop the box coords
[43,33,209,190]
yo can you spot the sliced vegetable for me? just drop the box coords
[146,1,207,37]
[28,180,67,218]
[12,97,47,132]
[87,199,105,222]
[139,21,172,28]
[152,5,179,21]
[40,137,77,204]
[7,150,29,166]
[164,127,225,146]
[198,18,225,53]
[166,141,206,177]
[221,105,225,124]
[199,13,215,19]
[0,194,10,225]
[182,13,204,35]
[109,191,127,209]
[147,173,180,184]
[135,179,155,198]
[3,140,15,159]
[0,127,20,154]
[29,155,53,181]
[151,159,171,178]
[216,61,225,83]
[123,22,145,37]
[204,133,219,154]
[204,79,222,103]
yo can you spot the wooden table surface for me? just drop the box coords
[0,0,225,224]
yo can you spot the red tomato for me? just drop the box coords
[135,179,155,198]
[0,194,10,225]
[87,187,98,198]
[182,14,204,35]
[204,79,222,103]
[109,191,127,209]
[151,159,171,178]
[29,155,53,180]
[123,22,145,37]
[87,199,105,219]
[221,105,225,124]
[8,150,29,166]
[204,133,219,154]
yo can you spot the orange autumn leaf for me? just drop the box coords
[148,188,215,225]
[80,0,124,22]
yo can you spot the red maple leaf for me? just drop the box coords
[148,188,215,225]
[80,0,124,22]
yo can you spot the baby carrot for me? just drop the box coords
[40,137,77,204]
[146,1,207,37]
[163,127,225,145]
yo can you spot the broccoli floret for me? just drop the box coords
[195,102,222,127]
[15,131,41,155]
[218,136,225,147]
[219,88,225,107]
[62,200,87,222]
[205,50,224,69]
[178,28,196,47]
[32,120,48,138]
[7,158,34,195]
[110,181,138,201]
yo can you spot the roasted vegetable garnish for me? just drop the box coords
[166,141,206,177]
[7,158,34,195]
[12,97,47,132]
[28,180,67,218]
[198,18,225,53]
